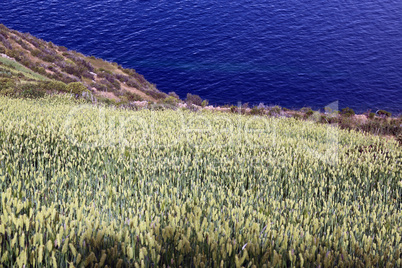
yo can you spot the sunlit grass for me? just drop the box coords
[0,95,400,267]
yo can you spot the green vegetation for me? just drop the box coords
[340,107,355,117]
[186,93,204,106]
[66,82,89,95]
[377,110,392,118]
[0,96,400,267]
[0,57,49,81]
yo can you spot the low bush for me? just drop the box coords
[201,100,209,107]
[124,91,143,102]
[340,107,355,117]
[30,49,41,57]
[58,46,68,52]
[42,54,56,63]
[186,93,203,106]
[91,82,108,92]
[66,82,88,95]
[42,80,67,92]
[19,82,46,98]
[268,106,282,116]
[116,74,129,83]
[162,96,179,106]
[126,79,139,88]
[250,106,265,115]
[168,91,180,99]
[145,90,167,100]
[122,68,136,76]
[0,33,12,50]
[377,110,392,117]
[397,133,402,145]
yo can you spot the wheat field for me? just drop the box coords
[0,96,400,267]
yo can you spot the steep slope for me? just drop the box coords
[0,23,167,103]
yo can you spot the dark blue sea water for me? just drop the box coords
[1,0,401,113]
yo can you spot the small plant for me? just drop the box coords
[201,99,209,107]
[377,110,391,117]
[163,96,178,106]
[397,133,402,145]
[340,107,355,117]
[58,46,68,52]
[19,82,46,98]
[30,49,41,57]
[268,106,281,116]
[368,112,375,119]
[186,93,203,106]
[168,91,180,99]
[300,107,314,117]
[42,81,67,92]
[250,106,264,115]
[66,82,88,95]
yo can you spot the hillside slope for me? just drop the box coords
[0,23,167,103]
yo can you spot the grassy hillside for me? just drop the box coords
[0,95,400,267]
[0,23,168,104]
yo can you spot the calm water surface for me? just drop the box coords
[1,0,401,113]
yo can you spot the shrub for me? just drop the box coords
[186,93,203,106]
[32,66,47,75]
[397,133,402,145]
[145,90,167,100]
[42,54,56,63]
[340,107,355,117]
[116,74,129,83]
[301,108,314,118]
[168,91,180,99]
[62,64,85,78]
[126,79,139,88]
[122,68,136,76]
[58,46,68,52]
[0,46,5,54]
[0,33,12,50]
[0,77,16,89]
[201,100,209,107]
[66,82,88,95]
[5,49,23,61]
[250,106,264,115]
[368,112,375,119]
[377,110,391,117]
[0,24,8,31]
[42,81,67,92]
[91,82,108,92]
[98,68,113,75]
[269,106,281,116]
[111,80,121,90]
[30,49,41,57]
[300,107,313,117]
[123,90,143,102]
[19,83,46,98]
[163,96,178,106]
